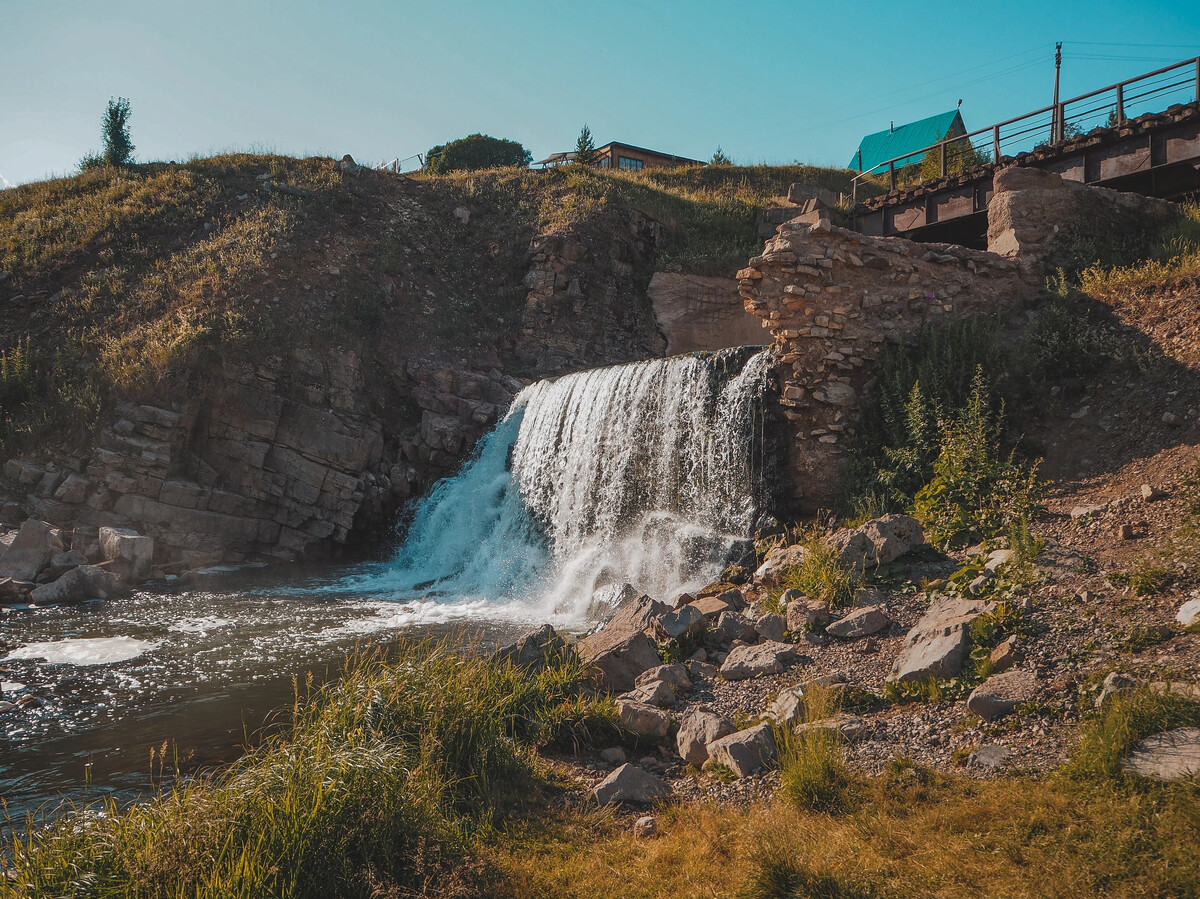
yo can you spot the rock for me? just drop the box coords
[984,549,1015,571]
[793,713,869,742]
[98,527,154,581]
[968,744,1010,769]
[1096,671,1137,709]
[0,520,61,582]
[599,746,627,765]
[826,605,889,639]
[1176,597,1200,629]
[453,206,471,225]
[706,723,777,777]
[1117,523,1135,540]
[765,686,807,726]
[717,588,747,610]
[1163,411,1181,427]
[720,641,797,680]
[967,669,1039,720]
[0,577,33,603]
[53,474,90,504]
[989,636,1019,673]
[579,632,662,694]
[754,544,809,588]
[715,610,756,643]
[1141,484,1166,502]
[689,594,737,619]
[721,563,749,585]
[616,699,672,740]
[624,679,676,708]
[655,603,705,640]
[593,764,671,805]
[0,701,16,714]
[891,596,992,683]
[676,706,737,766]
[594,594,670,641]
[755,612,786,643]
[492,624,566,672]
[1070,504,1106,520]
[49,550,87,576]
[786,597,828,633]
[1122,728,1200,781]
[588,583,638,618]
[28,565,120,605]
[633,816,658,838]
[688,660,718,679]
[635,664,690,694]
[827,514,924,574]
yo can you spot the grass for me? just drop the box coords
[1076,202,1200,299]
[4,640,618,898]
[773,533,859,609]
[777,683,854,814]
[1066,684,1200,782]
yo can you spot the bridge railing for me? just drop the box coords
[851,55,1200,202]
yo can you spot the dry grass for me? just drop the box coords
[1078,202,1200,300]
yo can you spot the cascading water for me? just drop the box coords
[335,347,776,623]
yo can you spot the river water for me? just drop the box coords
[0,348,775,819]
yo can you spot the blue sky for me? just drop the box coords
[2,0,1198,185]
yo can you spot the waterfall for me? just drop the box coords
[337,348,775,622]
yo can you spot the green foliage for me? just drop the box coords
[918,130,989,181]
[1026,284,1142,381]
[710,146,733,166]
[776,684,855,814]
[573,124,598,167]
[6,641,614,897]
[1110,558,1171,596]
[80,97,135,171]
[739,848,878,899]
[911,371,1041,550]
[776,535,859,609]
[424,133,532,175]
[1066,686,1200,782]
[0,332,105,457]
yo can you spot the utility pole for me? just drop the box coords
[1052,42,1063,143]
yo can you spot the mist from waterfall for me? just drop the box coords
[331,348,774,624]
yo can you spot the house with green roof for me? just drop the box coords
[849,109,966,173]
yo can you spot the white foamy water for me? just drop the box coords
[6,636,159,666]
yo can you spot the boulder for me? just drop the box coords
[98,527,154,581]
[715,610,757,643]
[0,520,61,582]
[989,635,1019,673]
[754,544,809,588]
[967,669,1039,720]
[827,514,924,574]
[765,686,807,726]
[588,583,639,619]
[1095,671,1137,709]
[578,632,662,694]
[623,679,676,708]
[793,713,869,742]
[616,699,672,740]
[755,612,786,643]
[1122,728,1200,781]
[826,605,889,639]
[0,577,33,603]
[707,723,777,777]
[29,565,120,605]
[492,624,567,672]
[891,596,992,683]
[599,746,627,765]
[592,764,672,805]
[720,641,798,681]
[635,664,690,694]
[676,706,736,766]
[655,603,705,640]
[786,597,828,633]
[592,594,670,643]
[49,550,88,577]
[1176,597,1200,629]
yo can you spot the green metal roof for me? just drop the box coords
[849,110,965,173]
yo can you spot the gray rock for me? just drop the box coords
[793,713,869,742]
[716,610,756,643]
[968,744,1010,769]
[588,583,639,619]
[891,596,992,683]
[967,669,1039,720]
[989,636,1019,673]
[599,746,626,765]
[53,474,90,505]
[707,723,777,777]
[623,679,676,708]
[99,527,153,581]
[676,706,736,766]
[755,612,786,643]
[826,605,889,639]
[827,514,924,574]
[0,520,61,582]
[656,603,705,640]
[579,631,662,694]
[1122,728,1200,781]
[616,699,672,740]
[1096,671,1137,709]
[720,641,798,680]
[492,624,566,672]
[984,549,1015,571]
[1070,503,1106,520]
[592,764,671,805]
[765,686,807,726]
[29,565,120,605]
[0,577,33,603]
[754,544,809,588]
[49,551,88,576]
[786,597,828,634]
[633,815,657,838]
[635,663,690,694]
[1176,597,1200,629]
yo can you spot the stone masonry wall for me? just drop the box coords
[738,218,1031,510]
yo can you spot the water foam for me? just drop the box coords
[6,637,159,666]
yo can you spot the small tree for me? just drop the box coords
[574,124,598,166]
[423,133,532,175]
[101,97,135,166]
[709,146,732,166]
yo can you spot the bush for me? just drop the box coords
[775,534,859,609]
[424,133,532,175]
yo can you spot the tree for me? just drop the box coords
[80,97,135,171]
[423,133,532,175]
[709,146,732,166]
[574,124,598,166]
[919,129,987,181]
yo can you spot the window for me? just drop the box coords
[618,156,643,171]
[597,156,610,168]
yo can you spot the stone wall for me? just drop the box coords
[648,272,766,355]
[738,218,1030,510]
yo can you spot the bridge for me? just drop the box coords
[849,56,1200,248]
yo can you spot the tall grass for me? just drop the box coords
[1077,201,1200,298]
[5,641,618,898]
[776,683,855,815]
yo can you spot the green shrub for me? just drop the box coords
[425,133,532,174]
[775,535,859,609]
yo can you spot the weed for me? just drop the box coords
[1066,685,1200,782]
[777,684,855,814]
[775,533,859,609]
[1110,558,1171,596]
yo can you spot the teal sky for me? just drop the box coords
[3,0,1198,185]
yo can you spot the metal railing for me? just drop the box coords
[851,55,1200,202]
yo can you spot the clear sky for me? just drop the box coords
[3,0,1199,185]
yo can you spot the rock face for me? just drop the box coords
[828,515,924,574]
[706,723,777,777]
[592,764,672,805]
[29,565,120,605]
[891,596,992,683]
[0,519,61,581]
[647,272,765,356]
[579,632,662,694]
[986,166,1183,272]
[676,707,736,766]
[720,642,798,681]
[492,624,567,672]
[967,669,1039,720]
[1122,728,1200,781]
